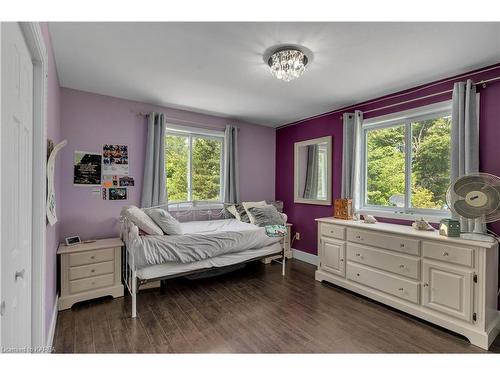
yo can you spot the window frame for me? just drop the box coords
[359,100,452,222]
[165,125,225,204]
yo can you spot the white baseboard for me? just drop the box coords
[292,248,319,266]
[46,296,58,351]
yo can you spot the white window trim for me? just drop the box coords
[166,125,225,204]
[359,100,452,223]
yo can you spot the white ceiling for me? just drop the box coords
[49,22,500,127]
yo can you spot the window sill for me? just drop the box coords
[357,209,449,224]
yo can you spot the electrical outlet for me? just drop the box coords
[296,232,300,240]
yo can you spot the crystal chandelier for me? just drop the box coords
[268,48,308,82]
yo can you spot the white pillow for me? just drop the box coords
[145,208,183,235]
[242,201,266,224]
[123,206,163,235]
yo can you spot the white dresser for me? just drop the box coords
[315,217,500,349]
[58,238,124,310]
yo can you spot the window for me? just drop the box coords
[165,127,224,203]
[362,102,452,218]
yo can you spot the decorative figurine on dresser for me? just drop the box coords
[57,238,124,310]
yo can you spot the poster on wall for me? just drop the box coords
[73,151,102,186]
[109,187,127,200]
[102,144,129,175]
[119,176,135,186]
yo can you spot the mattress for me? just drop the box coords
[136,242,282,280]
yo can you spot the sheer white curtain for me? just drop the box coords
[451,79,483,233]
[341,110,363,211]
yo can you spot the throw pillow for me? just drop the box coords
[145,208,183,235]
[122,206,163,235]
[242,200,267,224]
[248,205,285,227]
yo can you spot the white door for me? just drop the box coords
[320,237,345,277]
[422,261,473,322]
[1,22,34,351]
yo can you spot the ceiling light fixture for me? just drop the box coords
[267,47,308,82]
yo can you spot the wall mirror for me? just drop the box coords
[294,136,332,205]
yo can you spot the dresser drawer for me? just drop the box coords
[69,248,114,267]
[320,223,346,240]
[422,241,473,267]
[347,228,420,256]
[69,261,114,281]
[70,274,115,294]
[347,263,420,304]
[347,243,420,280]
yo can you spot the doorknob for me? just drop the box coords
[15,269,25,281]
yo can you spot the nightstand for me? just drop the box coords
[57,238,124,310]
[262,223,293,264]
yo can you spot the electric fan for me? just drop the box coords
[446,172,500,242]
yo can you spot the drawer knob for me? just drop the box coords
[399,264,405,268]
[91,269,95,273]
[90,255,96,260]
[423,283,429,287]
[355,253,361,257]
[400,243,405,248]
[356,273,360,277]
[340,259,344,262]
[355,235,361,239]
[443,252,449,256]
[398,287,404,291]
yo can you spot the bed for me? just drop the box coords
[120,203,286,318]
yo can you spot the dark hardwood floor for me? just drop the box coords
[53,259,500,353]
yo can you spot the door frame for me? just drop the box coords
[22,22,48,350]
[0,22,48,350]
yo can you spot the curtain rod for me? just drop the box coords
[336,76,500,119]
[276,66,500,128]
[136,112,239,131]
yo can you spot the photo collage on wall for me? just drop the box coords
[73,144,134,201]
[101,144,134,200]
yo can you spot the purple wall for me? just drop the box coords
[276,64,500,256]
[40,23,62,341]
[59,88,276,241]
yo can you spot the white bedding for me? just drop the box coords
[136,242,282,280]
[134,219,281,267]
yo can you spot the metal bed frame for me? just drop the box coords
[120,202,286,318]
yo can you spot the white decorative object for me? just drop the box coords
[412,217,434,231]
[268,47,308,82]
[363,214,377,224]
[315,217,500,350]
[46,139,67,225]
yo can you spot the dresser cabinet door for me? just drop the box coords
[422,261,473,322]
[320,237,345,277]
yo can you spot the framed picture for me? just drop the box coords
[109,187,127,200]
[73,151,102,186]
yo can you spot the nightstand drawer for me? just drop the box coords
[69,261,114,281]
[70,274,115,294]
[69,248,114,267]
